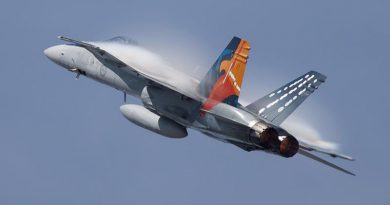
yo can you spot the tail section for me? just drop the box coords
[199,37,250,111]
[245,71,326,125]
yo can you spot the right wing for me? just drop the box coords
[298,139,355,175]
[299,141,354,161]
[245,71,326,125]
[298,148,355,176]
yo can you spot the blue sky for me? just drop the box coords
[1,0,389,204]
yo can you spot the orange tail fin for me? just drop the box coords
[199,37,250,111]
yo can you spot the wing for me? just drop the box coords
[245,71,326,125]
[298,149,355,176]
[58,36,202,101]
[299,141,354,161]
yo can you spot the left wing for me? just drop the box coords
[58,36,202,101]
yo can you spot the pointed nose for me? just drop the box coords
[43,45,60,62]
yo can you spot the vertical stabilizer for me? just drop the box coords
[199,37,250,111]
[245,71,326,125]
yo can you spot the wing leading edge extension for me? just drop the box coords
[58,36,202,101]
[58,36,127,67]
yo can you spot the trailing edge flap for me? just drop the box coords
[245,71,326,125]
[58,36,201,101]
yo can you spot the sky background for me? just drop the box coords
[1,0,389,204]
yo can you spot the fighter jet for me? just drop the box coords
[44,36,355,175]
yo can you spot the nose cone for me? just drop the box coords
[43,45,61,63]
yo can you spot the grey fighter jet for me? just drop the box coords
[44,36,355,175]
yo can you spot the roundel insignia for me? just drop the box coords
[100,65,107,76]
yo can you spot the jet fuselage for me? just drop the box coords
[43,36,355,175]
[44,44,268,149]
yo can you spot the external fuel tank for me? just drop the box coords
[120,104,188,138]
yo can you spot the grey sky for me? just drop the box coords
[1,0,389,204]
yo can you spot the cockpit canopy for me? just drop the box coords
[104,36,139,45]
